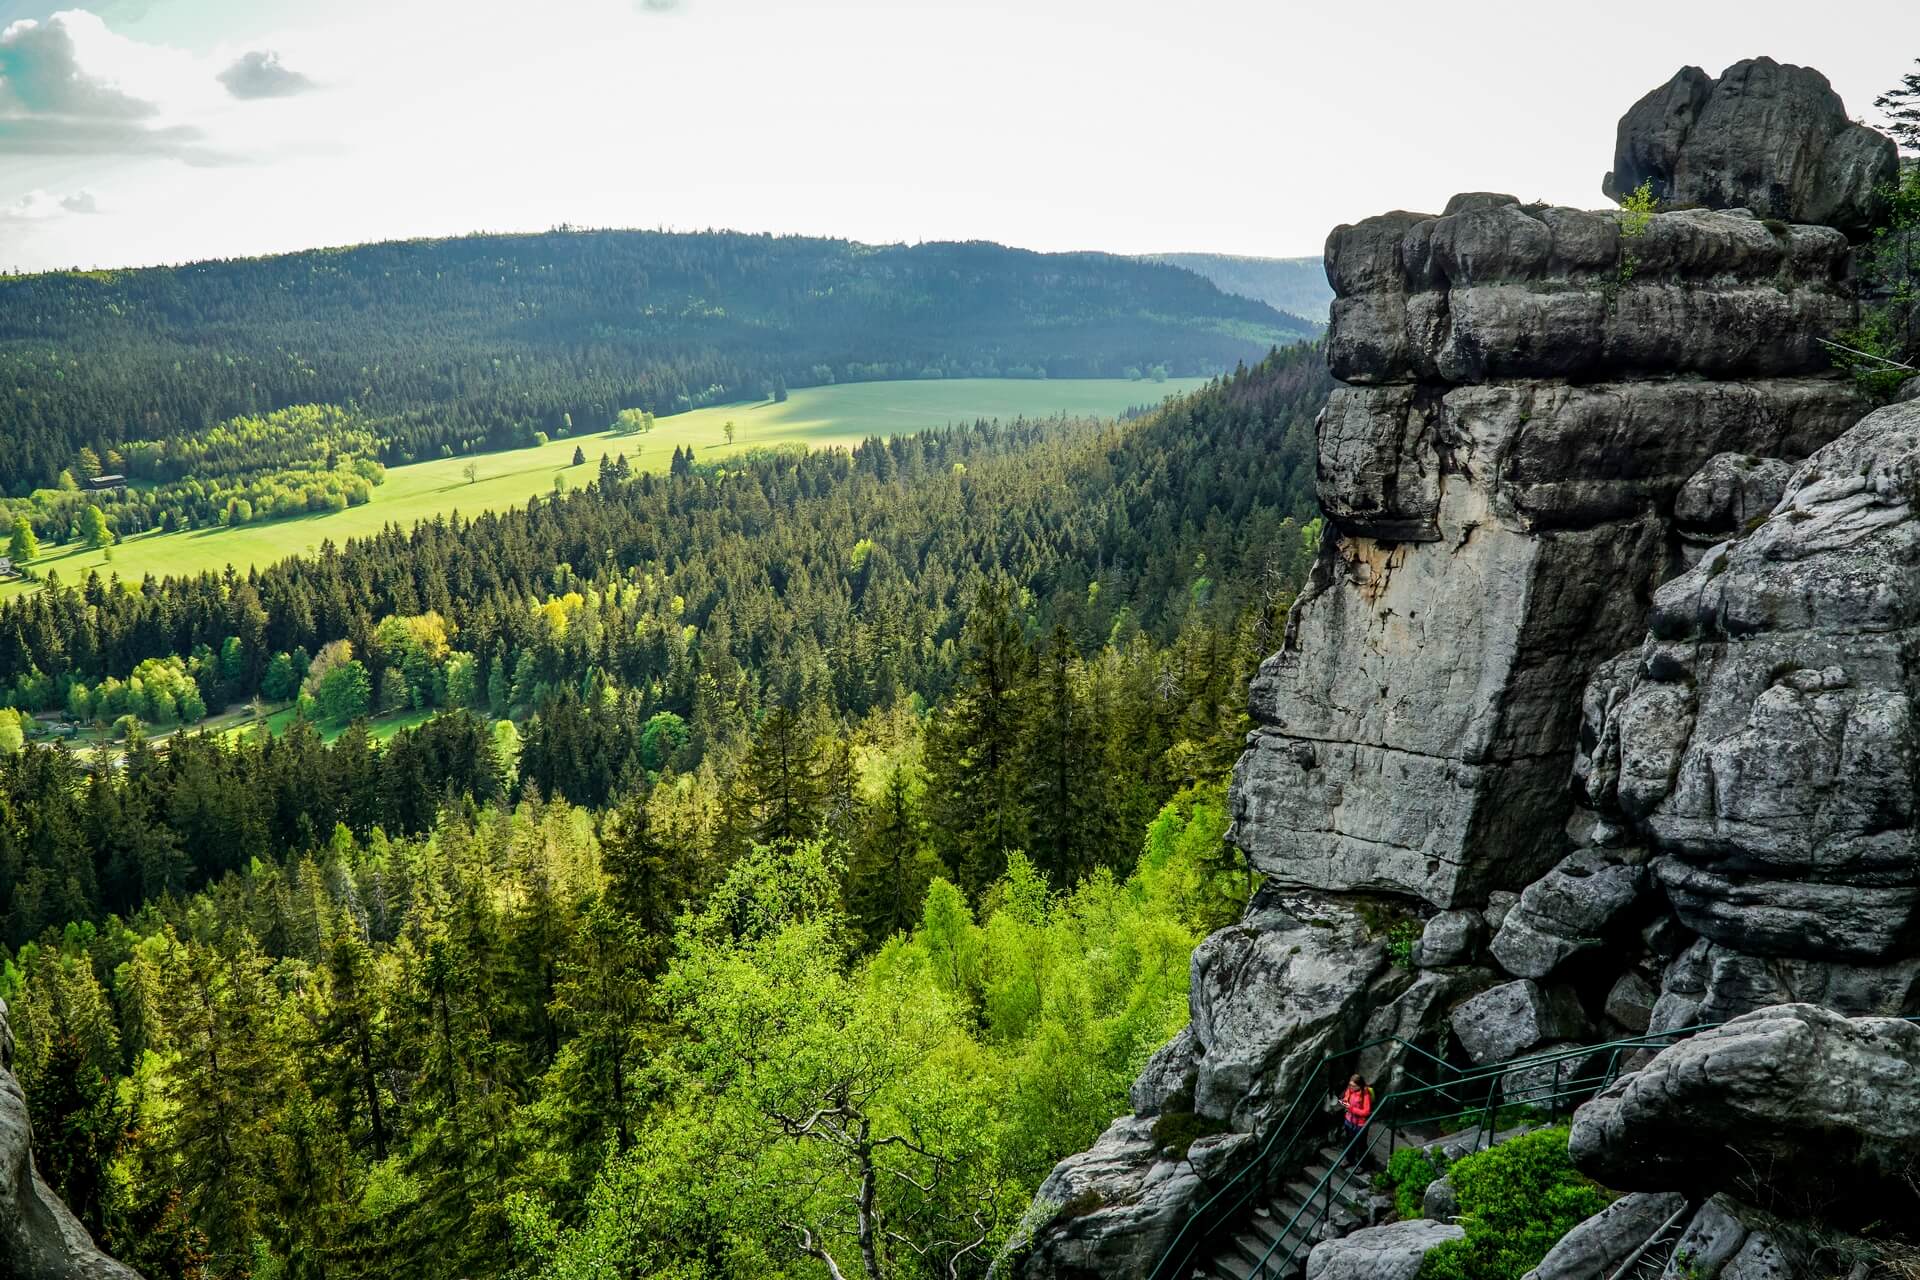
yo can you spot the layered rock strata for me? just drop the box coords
[1232,193,1864,908]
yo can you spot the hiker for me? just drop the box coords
[1339,1074,1374,1147]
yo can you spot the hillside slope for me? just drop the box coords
[1142,252,1331,324]
[0,230,1314,494]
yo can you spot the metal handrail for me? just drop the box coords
[1142,1034,1459,1280]
[1154,1023,1727,1280]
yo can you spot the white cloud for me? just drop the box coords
[3,186,99,219]
[216,49,315,99]
[0,11,224,158]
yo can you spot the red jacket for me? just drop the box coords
[1342,1085,1374,1124]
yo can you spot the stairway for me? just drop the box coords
[1192,1140,1376,1280]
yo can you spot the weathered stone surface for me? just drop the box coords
[1570,1004,1920,1224]
[1326,203,1853,387]
[1484,891,1520,934]
[1002,1117,1198,1280]
[0,1002,141,1279]
[1580,401,1920,963]
[1421,1175,1458,1222]
[1304,1219,1465,1280]
[1490,848,1648,978]
[1189,890,1405,1129]
[1674,452,1794,544]
[1499,1043,1606,1106]
[1603,58,1898,235]
[1412,910,1484,968]
[1659,1197,1750,1279]
[1450,980,1588,1064]
[1128,1027,1198,1118]
[1522,1191,1687,1280]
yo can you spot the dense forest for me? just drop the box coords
[0,349,1331,1280]
[0,230,1314,494]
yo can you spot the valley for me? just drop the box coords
[0,376,1204,597]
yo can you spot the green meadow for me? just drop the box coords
[3,377,1203,598]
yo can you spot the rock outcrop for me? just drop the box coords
[0,1002,141,1279]
[1603,58,1897,235]
[1006,57,1904,1280]
[1570,1005,1920,1224]
[1232,192,1863,908]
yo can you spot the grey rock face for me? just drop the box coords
[1232,191,1865,910]
[1570,1004,1920,1225]
[1489,848,1648,978]
[1421,1175,1458,1221]
[1304,1219,1465,1280]
[1604,58,1898,235]
[1579,401,1920,966]
[0,1002,141,1279]
[1002,1117,1199,1280]
[1450,979,1588,1064]
[1188,891,1405,1129]
[1521,1191,1687,1280]
[1354,966,1498,1093]
[1674,452,1794,541]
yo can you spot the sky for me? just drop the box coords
[0,0,1913,272]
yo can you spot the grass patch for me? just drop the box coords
[2,377,1204,599]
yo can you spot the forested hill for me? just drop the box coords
[1142,252,1332,325]
[0,229,1314,494]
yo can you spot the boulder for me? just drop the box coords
[1450,980,1588,1064]
[1522,1191,1687,1280]
[0,1002,141,1279]
[1188,891,1405,1130]
[1354,966,1498,1093]
[1570,1004,1920,1225]
[1304,1219,1465,1280]
[1604,971,1659,1034]
[1413,910,1484,968]
[1000,1117,1199,1280]
[1128,1026,1198,1118]
[1421,1174,1458,1221]
[1489,848,1647,978]
[1603,58,1897,234]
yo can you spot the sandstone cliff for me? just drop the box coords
[1003,57,1908,1280]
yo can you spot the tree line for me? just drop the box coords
[0,229,1312,494]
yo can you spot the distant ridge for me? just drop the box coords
[1143,252,1330,327]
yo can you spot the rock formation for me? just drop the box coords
[1570,1005,1920,1225]
[0,1002,141,1279]
[1003,58,1905,1280]
[1603,58,1897,235]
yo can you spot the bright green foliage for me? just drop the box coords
[1418,1127,1613,1280]
[81,506,114,550]
[7,516,37,564]
[1378,1146,1442,1221]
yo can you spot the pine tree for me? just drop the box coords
[1878,58,1920,152]
[847,766,935,943]
[739,699,824,845]
[925,580,1030,891]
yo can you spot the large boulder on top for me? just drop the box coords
[1603,58,1896,234]
[1569,1004,1920,1226]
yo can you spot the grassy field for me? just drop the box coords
[2,377,1203,599]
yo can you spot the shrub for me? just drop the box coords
[1150,1110,1227,1159]
[1418,1127,1612,1280]
[1377,1146,1441,1221]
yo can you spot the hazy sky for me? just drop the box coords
[0,0,1913,272]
